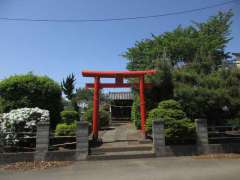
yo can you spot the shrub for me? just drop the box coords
[83,108,109,127]
[60,110,78,124]
[164,118,195,144]
[55,123,77,136]
[145,108,161,131]
[0,107,49,145]
[0,73,63,127]
[158,99,182,110]
[146,99,195,144]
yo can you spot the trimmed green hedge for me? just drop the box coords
[55,123,77,136]
[0,73,63,127]
[61,110,78,124]
[146,99,196,144]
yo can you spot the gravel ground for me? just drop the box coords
[192,153,240,160]
[0,161,73,171]
[1,156,240,180]
[0,154,240,172]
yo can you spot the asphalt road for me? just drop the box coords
[1,157,240,180]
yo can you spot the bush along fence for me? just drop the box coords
[0,121,89,164]
[153,118,240,156]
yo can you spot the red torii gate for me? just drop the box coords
[82,70,156,140]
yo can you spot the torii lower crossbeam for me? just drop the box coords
[82,70,156,141]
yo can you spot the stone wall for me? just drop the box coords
[1,118,240,164]
[152,119,240,157]
[0,120,89,164]
[0,152,35,165]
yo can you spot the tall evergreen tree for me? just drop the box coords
[61,74,76,100]
[123,10,233,70]
[124,11,240,125]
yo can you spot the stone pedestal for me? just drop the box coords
[152,119,165,156]
[35,121,49,161]
[76,121,89,160]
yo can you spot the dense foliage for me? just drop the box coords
[55,122,77,136]
[123,11,233,69]
[74,88,107,106]
[146,100,195,144]
[83,107,109,127]
[75,88,110,128]
[60,110,79,124]
[0,74,63,127]
[0,107,49,145]
[74,88,94,103]
[124,11,238,126]
[174,68,240,125]
[131,95,141,129]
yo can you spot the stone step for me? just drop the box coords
[138,139,152,144]
[90,145,153,154]
[88,150,155,161]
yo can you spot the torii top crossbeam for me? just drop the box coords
[82,70,157,141]
[82,70,156,78]
[82,70,156,89]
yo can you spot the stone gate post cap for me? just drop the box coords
[77,121,89,127]
[195,118,207,123]
[153,119,164,124]
[37,121,50,126]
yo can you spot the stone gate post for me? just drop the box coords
[0,132,3,153]
[195,118,209,153]
[35,121,49,161]
[76,121,89,160]
[152,119,165,156]
[195,118,208,145]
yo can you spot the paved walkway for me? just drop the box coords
[99,122,144,148]
[1,157,240,180]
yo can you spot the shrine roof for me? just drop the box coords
[108,92,133,100]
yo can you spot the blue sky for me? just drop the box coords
[0,0,239,92]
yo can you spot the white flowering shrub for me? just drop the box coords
[0,107,49,146]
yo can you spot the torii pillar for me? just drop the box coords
[93,77,100,139]
[82,70,156,141]
[139,75,146,133]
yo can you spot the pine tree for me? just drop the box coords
[61,74,76,100]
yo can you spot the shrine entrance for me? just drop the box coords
[82,70,156,141]
[108,92,133,123]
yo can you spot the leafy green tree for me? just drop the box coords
[130,50,174,113]
[123,11,233,69]
[61,74,76,100]
[75,88,94,103]
[0,73,63,127]
[175,68,240,125]
[124,11,236,126]
[74,87,107,108]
